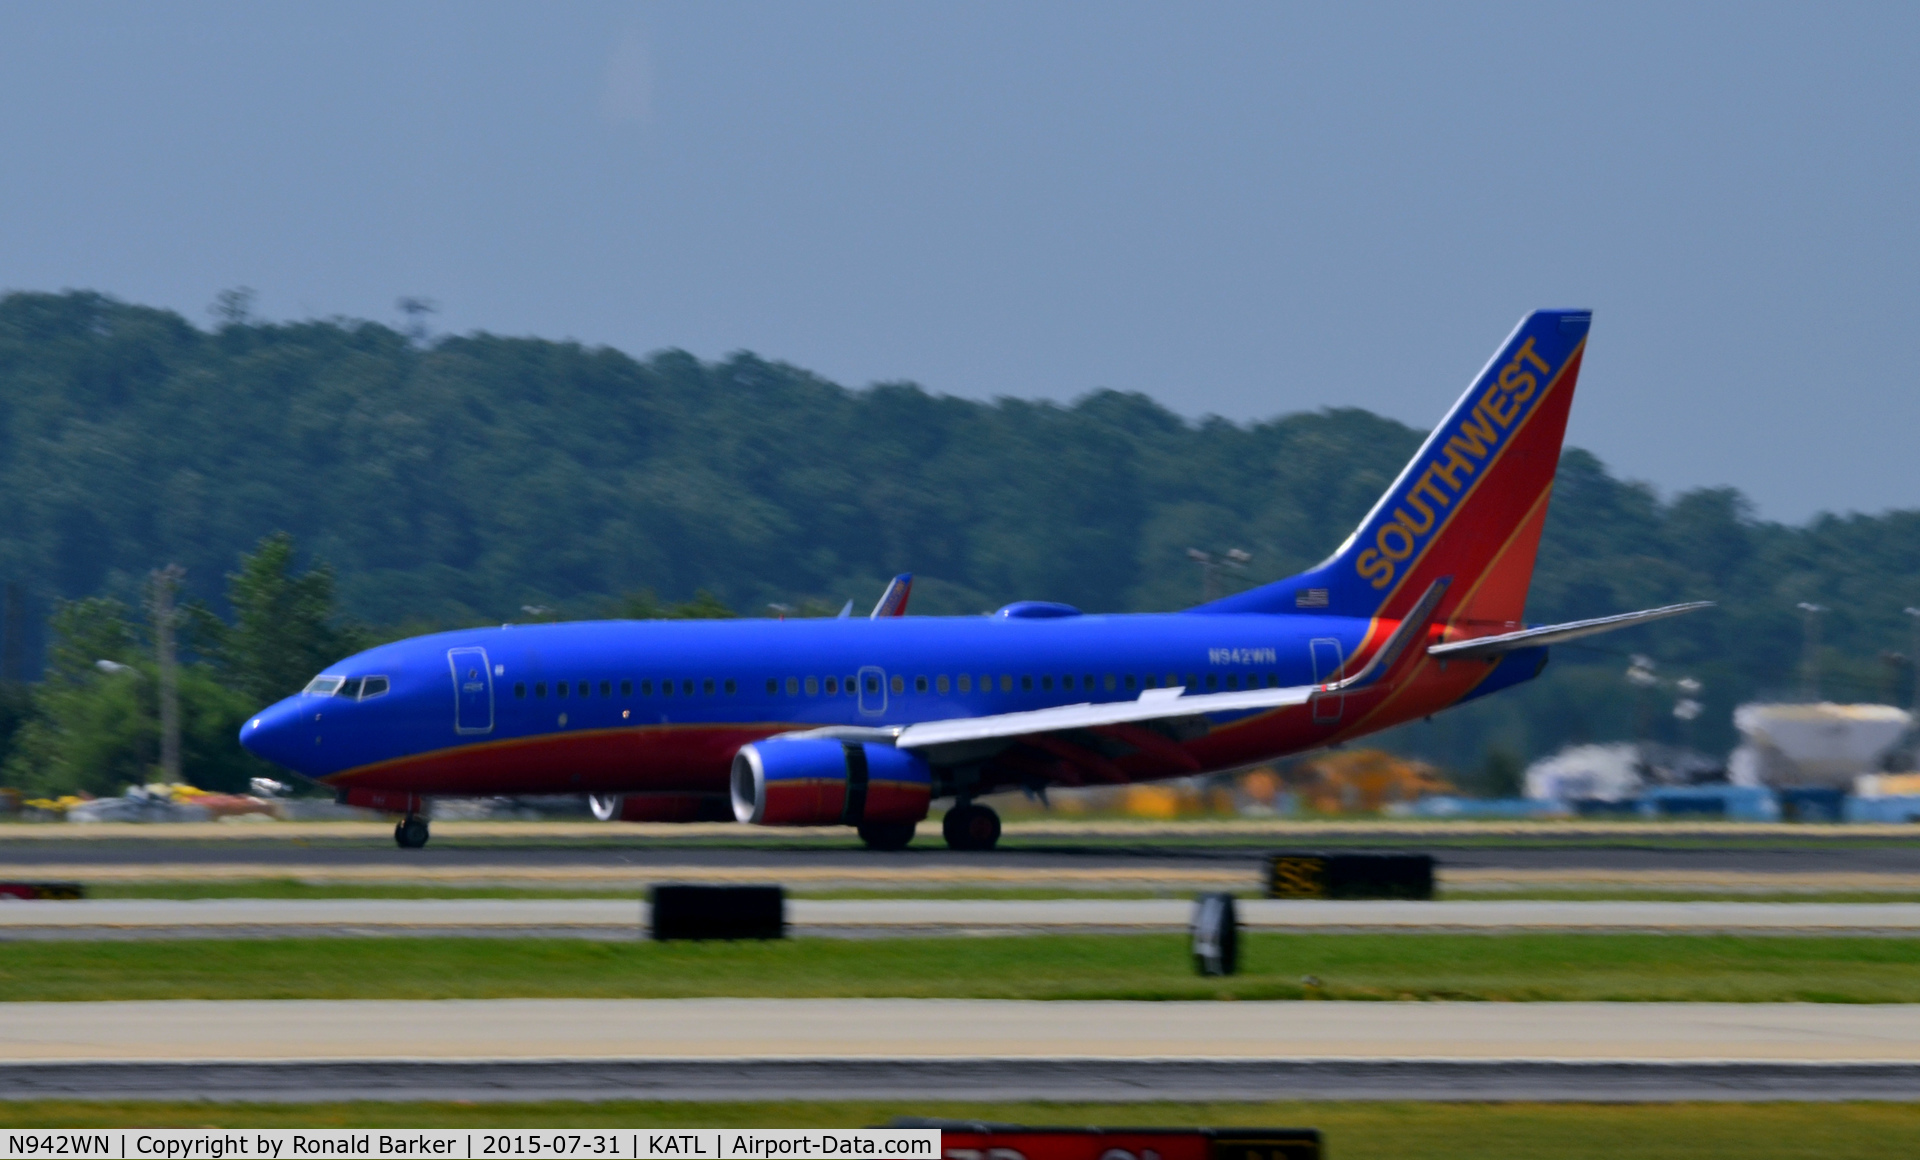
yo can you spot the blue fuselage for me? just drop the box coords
[239,610,1432,794]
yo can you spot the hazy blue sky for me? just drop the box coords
[2,2,1913,522]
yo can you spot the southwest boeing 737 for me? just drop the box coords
[240,310,1707,850]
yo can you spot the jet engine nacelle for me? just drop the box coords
[731,739,931,826]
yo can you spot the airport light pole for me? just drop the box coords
[147,565,184,785]
[1905,608,1920,717]
[1797,602,1826,702]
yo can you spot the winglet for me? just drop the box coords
[870,573,913,619]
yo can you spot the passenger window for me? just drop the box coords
[575,681,588,697]
[786,677,799,695]
[844,675,857,695]
[661,680,673,697]
[999,675,1012,692]
[1143,674,1158,688]
[865,676,880,693]
[1104,674,1116,691]
[1062,675,1074,690]
[535,682,548,698]
[766,678,778,694]
[826,677,838,694]
[936,675,950,694]
[1125,675,1137,690]
[1207,674,1219,690]
[1183,673,1196,689]
[1084,674,1096,689]
[514,682,527,699]
[805,677,819,696]
[642,679,654,695]
[725,678,737,695]
[700,679,712,695]
[914,676,928,693]
[1226,674,1239,690]
[600,680,611,697]
[621,679,632,696]
[1021,675,1034,691]
[958,674,972,692]
[890,675,904,694]
[556,682,569,699]
[361,676,389,699]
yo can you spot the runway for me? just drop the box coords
[5,998,1918,1101]
[5,821,1920,894]
[5,897,1920,937]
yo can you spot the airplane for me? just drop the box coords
[240,309,1708,850]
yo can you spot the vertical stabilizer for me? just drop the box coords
[1198,309,1590,629]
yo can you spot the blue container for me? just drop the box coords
[1777,787,1846,823]
[1638,785,1780,822]
[1844,794,1920,824]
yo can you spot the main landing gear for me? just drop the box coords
[394,814,430,849]
[856,820,917,851]
[942,802,1001,851]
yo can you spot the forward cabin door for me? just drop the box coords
[1309,638,1345,724]
[449,647,494,734]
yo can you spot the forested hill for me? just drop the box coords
[4,289,1919,771]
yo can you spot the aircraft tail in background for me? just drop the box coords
[1199,309,1591,631]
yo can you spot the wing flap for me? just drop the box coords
[1427,601,1713,660]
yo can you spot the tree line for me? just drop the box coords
[2,289,1917,794]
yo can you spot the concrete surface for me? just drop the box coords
[8,998,1920,1101]
[6,896,1920,937]
[8,997,1920,1061]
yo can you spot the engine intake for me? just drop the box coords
[731,739,931,826]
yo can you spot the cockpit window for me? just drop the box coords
[303,675,345,696]
[359,676,389,699]
[337,677,364,699]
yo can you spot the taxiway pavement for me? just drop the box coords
[6,896,1920,937]
[5,998,1919,1101]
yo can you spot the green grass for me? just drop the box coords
[5,933,1920,1002]
[0,1100,1916,1159]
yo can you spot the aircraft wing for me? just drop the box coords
[1427,601,1713,661]
[775,578,1456,756]
[892,683,1317,749]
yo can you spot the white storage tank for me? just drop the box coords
[1729,703,1911,789]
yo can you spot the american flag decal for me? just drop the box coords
[1295,588,1329,608]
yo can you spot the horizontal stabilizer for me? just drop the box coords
[1427,601,1713,661]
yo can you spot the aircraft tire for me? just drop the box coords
[856,820,917,851]
[942,804,1001,851]
[394,817,430,849]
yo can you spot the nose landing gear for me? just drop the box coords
[942,802,1001,851]
[394,815,430,849]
